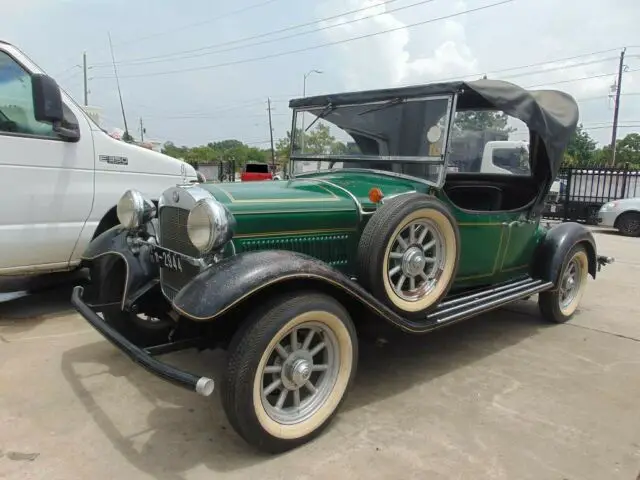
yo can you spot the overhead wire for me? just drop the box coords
[92,0,404,67]
[92,0,515,79]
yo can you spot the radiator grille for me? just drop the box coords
[159,206,201,297]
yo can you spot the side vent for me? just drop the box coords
[236,234,352,267]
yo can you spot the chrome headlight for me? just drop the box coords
[187,198,235,253]
[116,189,156,229]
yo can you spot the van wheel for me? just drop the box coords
[356,193,460,318]
[222,292,357,453]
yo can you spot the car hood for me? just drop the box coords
[200,170,426,213]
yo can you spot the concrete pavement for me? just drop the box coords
[1,227,639,480]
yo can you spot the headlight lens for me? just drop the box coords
[187,198,235,253]
[116,189,156,229]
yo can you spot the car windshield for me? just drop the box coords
[290,95,453,185]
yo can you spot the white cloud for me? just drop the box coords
[315,0,479,90]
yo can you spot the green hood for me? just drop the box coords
[199,171,425,238]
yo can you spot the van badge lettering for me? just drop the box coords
[99,155,128,165]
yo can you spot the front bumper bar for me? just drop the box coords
[71,286,214,397]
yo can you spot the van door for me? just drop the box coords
[0,49,94,274]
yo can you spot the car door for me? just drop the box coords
[0,49,94,274]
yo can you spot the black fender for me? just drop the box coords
[171,250,433,334]
[81,226,159,309]
[532,222,598,285]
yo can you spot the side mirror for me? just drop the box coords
[31,74,80,141]
[32,74,64,123]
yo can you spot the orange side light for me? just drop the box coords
[368,187,384,203]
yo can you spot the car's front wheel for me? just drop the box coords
[222,292,358,453]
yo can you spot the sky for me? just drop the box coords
[1,0,639,148]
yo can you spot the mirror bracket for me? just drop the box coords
[53,122,80,142]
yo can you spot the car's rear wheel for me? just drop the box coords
[356,193,460,318]
[538,245,589,323]
[222,292,357,453]
[616,212,640,237]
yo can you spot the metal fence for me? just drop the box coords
[544,165,640,223]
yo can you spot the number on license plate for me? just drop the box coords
[152,249,183,272]
[550,205,557,212]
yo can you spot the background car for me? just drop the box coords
[598,197,640,236]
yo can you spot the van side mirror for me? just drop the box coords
[31,73,80,141]
[32,74,63,123]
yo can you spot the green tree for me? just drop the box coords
[453,110,515,134]
[565,123,597,166]
[615,133,640,167]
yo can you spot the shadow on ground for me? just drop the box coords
[0,270,88,333]
[60,300,550,479]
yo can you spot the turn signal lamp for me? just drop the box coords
[369,187,384,204]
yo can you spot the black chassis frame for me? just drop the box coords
[72,217,614,397]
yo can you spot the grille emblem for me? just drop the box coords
[173,191,180,202]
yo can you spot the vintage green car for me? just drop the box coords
[72,78,613,453]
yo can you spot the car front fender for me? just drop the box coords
[170,250,437,333]
[81,226,158,309]
[533,222,598,284]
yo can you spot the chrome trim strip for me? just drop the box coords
[295,168,438,188]
[301,178,371,222]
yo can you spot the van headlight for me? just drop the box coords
[187,198,235,253]
[117,189,156,229]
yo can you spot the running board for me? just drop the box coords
[427,277,554,325]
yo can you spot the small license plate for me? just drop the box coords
[150,246,183,272]
[550,204,557,212]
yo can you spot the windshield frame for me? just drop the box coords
[288,93,457,187]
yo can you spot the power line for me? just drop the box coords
[111,0,285,48]
[94,0,440,69]
[52,0,286,72]
[523,68,640,89]
[93,0,514,79]
[92,0,404,67]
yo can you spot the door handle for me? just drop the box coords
[502,221,521,228]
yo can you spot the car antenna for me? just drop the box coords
[108,32,131,142]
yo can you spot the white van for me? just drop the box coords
[0,40,198,276]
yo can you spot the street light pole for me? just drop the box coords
[300,69,322,159]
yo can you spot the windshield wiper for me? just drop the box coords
[358,97,405,116]
[304,103,335,132]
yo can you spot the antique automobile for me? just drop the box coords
[71,78,614,453]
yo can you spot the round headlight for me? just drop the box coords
[187,198,235,253]
[116,189,156,229]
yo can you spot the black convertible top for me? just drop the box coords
[289,79,579,181]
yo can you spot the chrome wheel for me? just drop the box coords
[260,321,340,425]
[560,257,583,310]
[387,219,445,301]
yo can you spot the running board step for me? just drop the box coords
[427,277,553,325]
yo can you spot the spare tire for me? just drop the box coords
[356,193,460,319]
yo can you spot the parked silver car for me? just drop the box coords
[598,197,640,236]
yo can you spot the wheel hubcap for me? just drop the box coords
[560,258,582,309]
[387,219,445,301]
[260,322,340,425]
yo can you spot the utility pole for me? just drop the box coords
[267,98,275,171]
[82,51,88,106]
[139,117,145,142]
[610,47,627,166]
